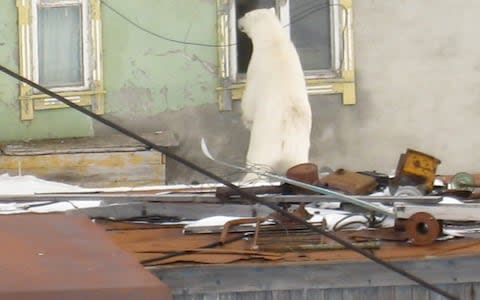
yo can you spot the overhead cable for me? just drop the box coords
[101,0,342,48]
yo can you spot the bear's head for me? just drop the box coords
[238,8,283,41]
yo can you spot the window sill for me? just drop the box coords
[216,75,356,108]
[18,88,105,120]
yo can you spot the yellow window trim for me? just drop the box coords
[16,0,105,120]
[216,0,355,110]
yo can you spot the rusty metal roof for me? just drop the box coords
[0,213,171,300]
[101,220,480,266]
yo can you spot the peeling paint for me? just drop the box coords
[159,86,169,108]
[111,86,155,115]
[188,53,217,74]
[184,85,193,102]
[146,48,216,75]
[145,48,183,57]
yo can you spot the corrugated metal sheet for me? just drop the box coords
[100,220,480,300]
[103,221,480,265]
[0,214,171,300]
[152,258,480,300]
[166,284,478,300]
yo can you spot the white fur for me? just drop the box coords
[238,8,312,179]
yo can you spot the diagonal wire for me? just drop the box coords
[0,64,459,300]
[140,233,249,266]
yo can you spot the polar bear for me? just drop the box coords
[238,8,312,180]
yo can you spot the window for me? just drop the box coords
[216,0,355,110]
[17,0,104,120]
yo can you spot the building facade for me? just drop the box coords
[1,0,479,183]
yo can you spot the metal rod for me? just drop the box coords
[0,193,443,204]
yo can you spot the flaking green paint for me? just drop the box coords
[0,0,218,142]
[103,0,218,114]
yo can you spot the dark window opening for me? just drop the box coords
[235,0,275,74]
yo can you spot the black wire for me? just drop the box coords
[140,233,248,266]
[290,0,324,19]
[97,215,184,226]
[21,200,80,210]
[101,0,236,48]
[287,2,332,28]
[22,201,57,209]
[335,220,368,231]
[371,214,388,228]
[101,0,338,48]
[332,214,365,231]
[0,65,459,300]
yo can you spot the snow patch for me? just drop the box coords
[0,173,86,195]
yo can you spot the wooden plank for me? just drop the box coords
[0,131,178,155]
[151,256,480,295]
[0,151,165,187]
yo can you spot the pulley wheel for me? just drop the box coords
[405,212,441,246]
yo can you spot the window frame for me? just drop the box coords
[16,0,105,120]
[216,0,355,110]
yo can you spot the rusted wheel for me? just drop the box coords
[405,212,441,246]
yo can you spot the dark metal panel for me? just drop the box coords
[218,294,239,300]
[306,289,326,300]
[171,284,479,300]
[342,287,380,300]
[271,290,304,300]
[235,291,273,300]
[323,289,344,300]
[0,213,171,300]
[375,286,395,299]
[152,256,480,296]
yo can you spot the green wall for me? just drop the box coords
[0,0,218,142]
[103,0,218,115]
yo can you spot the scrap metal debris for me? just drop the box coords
[318,168,378,195]
[391,148,441,194]
[205,148,480,249]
